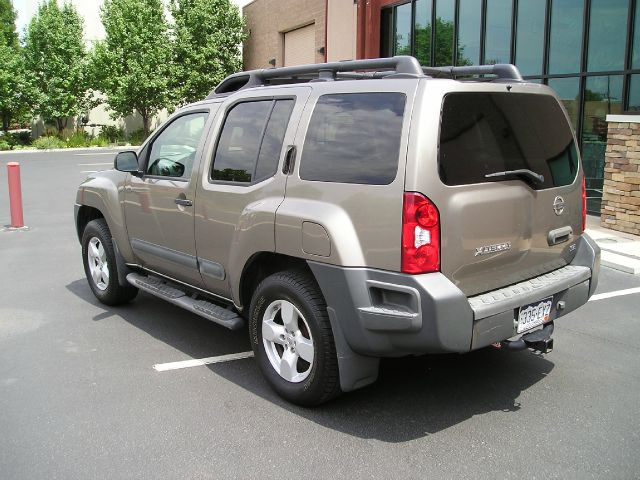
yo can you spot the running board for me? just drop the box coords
[126,273,244,330]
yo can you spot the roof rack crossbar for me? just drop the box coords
[422,64,523,81]
[211,55,423,95]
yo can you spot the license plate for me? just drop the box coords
[517,296,553,334]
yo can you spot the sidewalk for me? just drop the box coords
[586,215,640,274]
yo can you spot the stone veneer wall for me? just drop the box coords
[601,116,640,235]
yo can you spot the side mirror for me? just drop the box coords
[114,151,139,173]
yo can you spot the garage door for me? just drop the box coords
[284,24,316,66]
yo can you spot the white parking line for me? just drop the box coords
[589,287,640,302]
[75,152,118,156]
[77,162,113,166]
[81,170,99,173]
[153,351,254,372]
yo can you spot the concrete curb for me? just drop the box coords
[0,145,137,155]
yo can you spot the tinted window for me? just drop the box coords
[439,93,578,189]
[147,112,208,178]
[587,0,628,72]
[212,100,293,183]
[415,0,432,66]
[457,0,482,66]
[548,0,584,74]
[548,77,580,130]
[394,2,412,56]
[633,3,640,68]
[515,0,546,76]
[435,0,455,66]
[300,93,406,185]
[484,0,512,64]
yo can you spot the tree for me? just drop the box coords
[0,0,18,47]
[169,0,246,105]
[0,44,35,131]
[92,0,173,139]
[23,0,94,133]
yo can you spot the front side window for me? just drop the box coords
[299,93,406,185]
[212,99,294,183]
[146,112,208,178]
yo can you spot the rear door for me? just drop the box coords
[423,87,583,296]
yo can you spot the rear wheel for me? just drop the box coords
[82,219,138,306]
[249,270,341,406]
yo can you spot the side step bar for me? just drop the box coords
[126,273,244,330]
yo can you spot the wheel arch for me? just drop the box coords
[76,205,104,242]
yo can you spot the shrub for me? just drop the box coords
[9,131,32,146]
[0,140,11,151]
[128,127,146,146]
[64,130,91,148]
[90,136,109,147]
[100,125,125,143]
[33,136,66,149]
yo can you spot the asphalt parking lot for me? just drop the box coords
[1,149,640,479]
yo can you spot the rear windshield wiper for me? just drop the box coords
[485,169,545,184]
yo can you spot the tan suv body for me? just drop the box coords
[75,57,600,405]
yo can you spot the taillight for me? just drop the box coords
[402,192,440,273]
[581,175,586,232]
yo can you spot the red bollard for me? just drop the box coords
[7,162,24,228]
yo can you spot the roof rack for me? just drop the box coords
[210,55,423,96]
[208,57,524,97]
[422,64,523,81]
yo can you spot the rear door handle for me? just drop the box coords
[548,226,573,246]
[282,145,296,175]
[175,198,193,207]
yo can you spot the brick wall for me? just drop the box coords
[243,0,325,70]
[601,118,640,235]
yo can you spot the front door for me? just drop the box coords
[124,110,211,287]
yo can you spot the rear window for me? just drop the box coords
[439,92,578,189]
[300,93,406,185]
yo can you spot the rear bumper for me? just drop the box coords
[309,233,600,358]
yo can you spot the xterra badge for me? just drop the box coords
[474,242,512,256]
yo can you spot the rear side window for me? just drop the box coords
[212,99,294,183]
[439,93,578,189]
[300,93,406,185]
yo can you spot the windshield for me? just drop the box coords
[438,92,579,189]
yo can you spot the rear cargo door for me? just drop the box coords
[436,91,583,296]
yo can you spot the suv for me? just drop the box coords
[75,56,600,406]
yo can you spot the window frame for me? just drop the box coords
[141,109,211,182]
[208,95,296,187]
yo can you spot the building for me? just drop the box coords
[244,0,638,217]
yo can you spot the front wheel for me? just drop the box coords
[81,219,138,306]
[249,270,341,406]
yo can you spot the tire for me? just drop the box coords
[81,218,138,306]
[249,270,341,406]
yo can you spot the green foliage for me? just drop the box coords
[0,0,17,47]
[127,127,146,146]
[169,0,246,105]
[23,0,97,133]
[0,139,11,150]
[99,125,125,143]
[91,0,173,139]
[405,19,471,67]
[90,136,109,147]
[0,44,35,131]
[33,135,66,150]
[62,129,91,148]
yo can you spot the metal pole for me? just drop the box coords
[7,162,24,228]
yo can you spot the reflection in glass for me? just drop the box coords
[582,76,623,214]
[415,0,432,66]
[380,7,393,58]
[457,0,481,66]
[394,3,412,56]
[484,0,512,64]
[587,0,628,72]
[435,0,455,66]
[548,0,584,74]
[515,0,545,76]
[627,75,640,111]
[548,77,580,130]
[634,3,640,68]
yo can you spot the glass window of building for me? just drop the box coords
[514,0,546,76]
[628,74,640,112]
[457,0,482,66]
[587,0,629,72]
[484,0,512,64]
[394,2,413,56]
[435,0,455,66]
[548,0,584,74]
[415,0,432,65]
[548,77,580,130]
[582,75,623,214]
[632,2,640,68]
